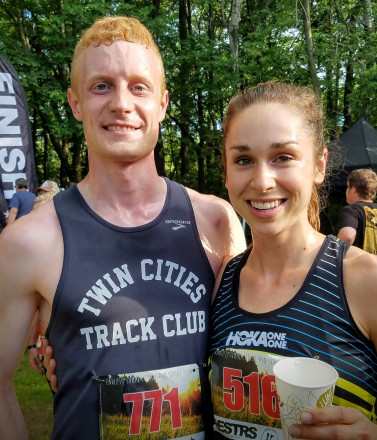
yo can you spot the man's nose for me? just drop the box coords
[109,85,134,113]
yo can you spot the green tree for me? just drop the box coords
[0,0,376,196]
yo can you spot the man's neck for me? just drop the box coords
[353,197,373,203]
[77,163,167,227]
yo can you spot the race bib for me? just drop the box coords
[96,364,205,439]
[211,349,282,440]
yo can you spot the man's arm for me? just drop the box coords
[27,310,44,375]
[187,189,246,277]
[6,207,18,224]
[227,207,247,257]
[214,197,246,258]
[336,204,359,245]
[337,226,356,244]
[0,224,41,439]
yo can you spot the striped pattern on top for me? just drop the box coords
[210,235,377,422]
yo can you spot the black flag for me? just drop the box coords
[0,55,37,229]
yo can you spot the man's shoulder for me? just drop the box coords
[345,201,377,215]
[339,202,364,216]
[0,202,60,256]
[185,186,246,258]
[8,191,21,206]
[0,202,63,304]
[185,187,233,215]
[356,201,377,209]
[18,190,36,199]
[185,187,240,232]
[349,200,377,207]
[9,191,19,201]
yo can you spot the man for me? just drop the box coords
[0,16,245,440]
[6,177,36,224]
[28,181,61,374]
[337,168,377,253]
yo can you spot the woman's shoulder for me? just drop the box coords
[343,244,377,342]
[343,243,377,271]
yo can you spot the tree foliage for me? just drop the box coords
[0,0,376,196]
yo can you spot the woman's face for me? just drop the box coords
[224,102,326,238]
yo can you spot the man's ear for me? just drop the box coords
[314,148,328,184]
[158,90,169,123]
[67,88,82,122]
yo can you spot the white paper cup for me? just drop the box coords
[273,357,338,440]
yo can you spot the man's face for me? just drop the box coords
[67,40,169,165]
[346,185,358,204]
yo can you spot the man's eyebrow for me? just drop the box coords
[86,74,111,83]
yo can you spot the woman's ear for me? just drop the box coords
[314,148,328,184]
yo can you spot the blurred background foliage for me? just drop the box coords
[0,0,376,233]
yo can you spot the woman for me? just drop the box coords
[210,81,377,439]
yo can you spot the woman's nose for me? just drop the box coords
[251,163,276,192]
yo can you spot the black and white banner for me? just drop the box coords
[0,55,37,228]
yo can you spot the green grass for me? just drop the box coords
[14,350,54,440]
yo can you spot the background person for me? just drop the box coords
[0,15,245,440]
[209,81,377,439]
[6,178,36,224]
[33,180,60,211]
[337,168,377,253]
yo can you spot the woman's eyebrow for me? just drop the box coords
[229,145,250,152]
[270,140,299,149]
[229,141,299,152]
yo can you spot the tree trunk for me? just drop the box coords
[334,1,356,131]
[150,0,163,173]
[343,59,354,131]
[154,136,166,177]
[361,0,373,121]
[150,0,160,18]
[300,0,321,98]
[196,89,205,193]
[178,0,191,177]
[324,1,337,130]
[228,0,242,73]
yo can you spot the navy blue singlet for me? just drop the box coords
[210,235,377,439]
[46,178,214,440]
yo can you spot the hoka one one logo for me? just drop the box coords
[226,330,288,349]
[165,219,191,230]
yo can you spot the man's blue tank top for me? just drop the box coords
[210,235,377,439]
[46,178,214,439]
